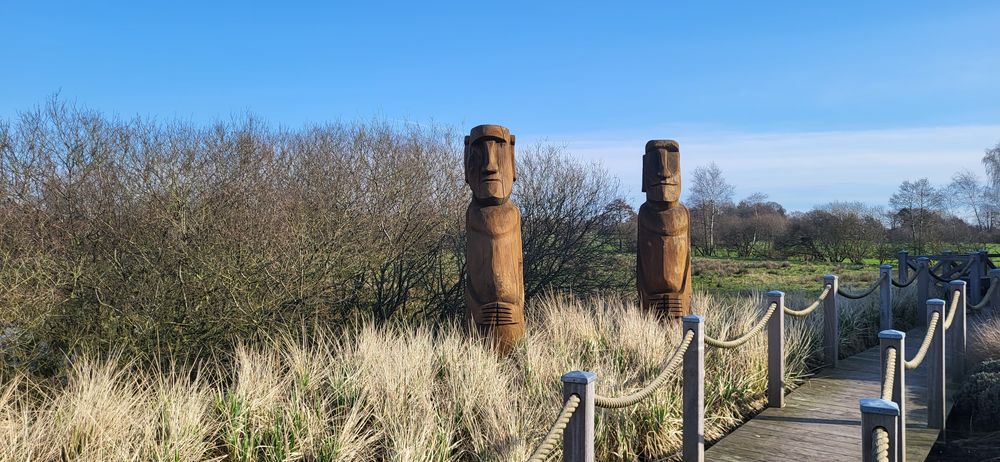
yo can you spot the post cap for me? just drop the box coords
[860,398,900,416]
[879,329,905,340]
[766,290,784,297]
[561,371,597,384]
[950,280,967,286]
[880,264,893,270]
[917,257,930,263]
[682,315,703,324]
[926,298,945,306]
[989,268,1000,276]
[898,250,908,255]
[823,274,838,280]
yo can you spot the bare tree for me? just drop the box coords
[947,169,988,229]
[889,178,945,253]
[982,141,1000,188]
[777,202,886,263]
[516,144,629,299]
[721,193,787,258]
[981,142,1000,230]
[687,162,734,256]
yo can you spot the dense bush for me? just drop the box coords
[956,369,1000,431]
[0,100,629,372]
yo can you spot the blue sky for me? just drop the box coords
[2,1,999,210]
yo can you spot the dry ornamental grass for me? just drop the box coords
[0,287,907,462]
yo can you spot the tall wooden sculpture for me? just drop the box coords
[464,124,525,352]
[637,140,693,317]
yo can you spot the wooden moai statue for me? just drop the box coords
[637,140,693,317]
[464,124,525,352]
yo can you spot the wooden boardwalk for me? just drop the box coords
[706,327,954,461]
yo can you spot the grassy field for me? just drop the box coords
[0,275,916,461]
[692,256,884,295]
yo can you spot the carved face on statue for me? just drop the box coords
[642,140,681,203]
[465,125,516,205]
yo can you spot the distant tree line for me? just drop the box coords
[673,149,1000,262]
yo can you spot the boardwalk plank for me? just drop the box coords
[705,326,952,461]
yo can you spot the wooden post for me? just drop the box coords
[880,264,893,331]
[948,280,967,382]
[926,298,946,430]
[990,268,1000,312]
[561,371,595,462]
[767,290,785,408]
[968,252,982,307]
[682,315,705,462]
[860,398,900,462]
[917,257,930,325]
[880,329,906,462]
[897,250,908,284]
[823,274,839,368]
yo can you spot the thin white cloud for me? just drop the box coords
[519,125,1000,211]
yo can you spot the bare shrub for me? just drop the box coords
[0,100,468,370]
[517,144,630,299]
[0,99,633,374]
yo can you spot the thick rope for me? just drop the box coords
[944,289,961,331]
[969,277,998,310]
[873,427,891,462]
[929,269,956,283]
[527,394,581,462]
[704,302,778,349]
[593,330,694,409]
[891,272,916,287]
[881,347,897,400]
[904,311,941,370]
[837,273,885,300]
[783,285,832,317]
[955,258,976,275]
[930,258,974,282]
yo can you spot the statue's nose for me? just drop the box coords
[659,162,670,179]
[483,142,500,173]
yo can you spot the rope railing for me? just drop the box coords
[930,258,974,282]
[527,394,581,461]
[837,273,885,299]
[881,347,897,401]
[857,254,987,462]
[872,427,891,462]
[903,311,940,370]
[929,269,957,283]
[783,285,832,317]
[944,289,961,330]
[529,256,984,461]
[969,276,998,310]
[890,272,916,288]
[593,330,694,409]
[703,302,778,348]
